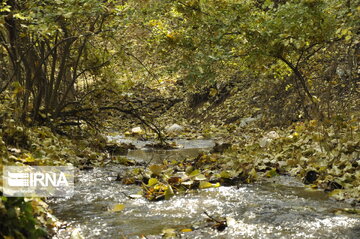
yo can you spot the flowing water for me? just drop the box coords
[49,139,360,239]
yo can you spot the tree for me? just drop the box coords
[131,0,359,120]
[0,0,116,125]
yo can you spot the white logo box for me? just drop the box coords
[3,166,74,197]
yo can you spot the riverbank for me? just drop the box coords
[0,120,109,238]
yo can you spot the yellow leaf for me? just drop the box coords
[341,28,349,36]
[328,189,345,200]
[188,169,200,177]
[149,164,164,175]
[220,171,231,179]
[148,178,158,186]
[209,88,218,97]
[110,204,125,212]
[345,35,352,41]
[181,228,193,232]
[13,13,28,20]
[199,181,219,189]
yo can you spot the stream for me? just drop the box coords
[49,138,360,239]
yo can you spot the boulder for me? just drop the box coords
[259,137,272,148]
[131,126,143,134]
[239,114,262,127]
[266,131,280,139]
[165,124,184,133]
[259,131,280,147]
[303,170,319,184]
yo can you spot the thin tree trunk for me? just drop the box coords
[277,55,323,120]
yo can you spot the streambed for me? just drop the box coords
[49,139,360,238]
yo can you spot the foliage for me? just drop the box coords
[0,0,131,129]
[1,0,358,128]
[128,0,359,121]
[0,197,47,239]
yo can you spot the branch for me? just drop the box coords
[125,51,160,83]
[59,105,166,143]
[295,42,322,68]
[276,54,315,104]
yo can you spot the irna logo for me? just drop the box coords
[8,171,69,187]
[3,166,74,197]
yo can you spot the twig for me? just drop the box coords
[203,211,222,223]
